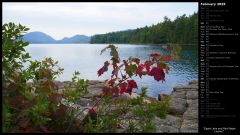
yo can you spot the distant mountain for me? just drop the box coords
[57,35,90,43]
[23,32,56,43]
[23,31,90,44]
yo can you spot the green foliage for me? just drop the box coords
[139,119,156,133]
[129,88,147,105]
[2,22,89,133]
[140,87,147,97]
[90,12,198,45]
[147,96,171,118]
[64,71,89,102]
[2,101,12,132]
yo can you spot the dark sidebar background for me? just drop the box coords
[199,0,239,133]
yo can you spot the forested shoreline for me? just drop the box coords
[90,12,198,45]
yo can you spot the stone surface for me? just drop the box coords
[180,119,198,133]
[156,125,179,133]
[54,79,198,133]
[170,98,187,115]
[76,98,94,107]
[156,80,198,133]
[183,108,198,120]
[187,99,198,108]
[186,91,198,100]
[171,90,186,99]
[189,80,198,85]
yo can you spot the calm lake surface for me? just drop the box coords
[25,44,198,99]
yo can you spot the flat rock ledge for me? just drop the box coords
[155,80,198,133]
[53,80,198,133]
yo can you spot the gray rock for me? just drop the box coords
[188,80,198,85]
[170,98,187,115]
[171,90,186,99]
[186,91,198,100]
[155,125,179,133]
[183,108,198,120]
[154,116,180,132]
[76,98,94,107]
[88,80,104,85]
[187,99,198,109]
[180,119,198,133]
[173,86,198,91]
[54,80,72,89]
[85,87,102,97]
[164,115,182,128]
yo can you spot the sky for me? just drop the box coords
[3,2,198,40]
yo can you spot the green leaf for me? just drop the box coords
[125,64,137,77]
[140,87,147,97]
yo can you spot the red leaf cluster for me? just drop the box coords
[150,53,161,57]
[98,45,173,99]
[127,80,138,89]
[144,60,152,72]
[119,82,128,95]
[97,61,110,77]
[132,58,140,65]
[119,80,138,95]
[148,67,165,82]
[88,108,96,114]
[137,64,144,78]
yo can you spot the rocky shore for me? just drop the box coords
[53,80,198,133]
[155,80,198,133]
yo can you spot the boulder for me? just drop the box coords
[180,119,198,133]
[169,98,187,115]
[183,108,198,120]
[171,90,186,99]
[186,91,198,100]
[188,80,198,85]
[186,99,198,109]
[154,115,182,132]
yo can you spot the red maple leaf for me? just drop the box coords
[119,82,127,95]
[97,61,110,77]
[88,108,96,113]
[150,53,161,57]
[137,64,144,78]
[127,80,138,89]
[126,80,138,95]
[119,80,138,95]
[132,58,140,65]
[144,60,152,72]
[107,78,116,86]
[148,67,165,82]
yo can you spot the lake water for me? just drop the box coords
[25,44,198,99]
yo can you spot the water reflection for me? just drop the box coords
[25,44,198,98]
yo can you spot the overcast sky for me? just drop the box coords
[3,2,198,40]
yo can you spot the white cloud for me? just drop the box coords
[3,2,198,40]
